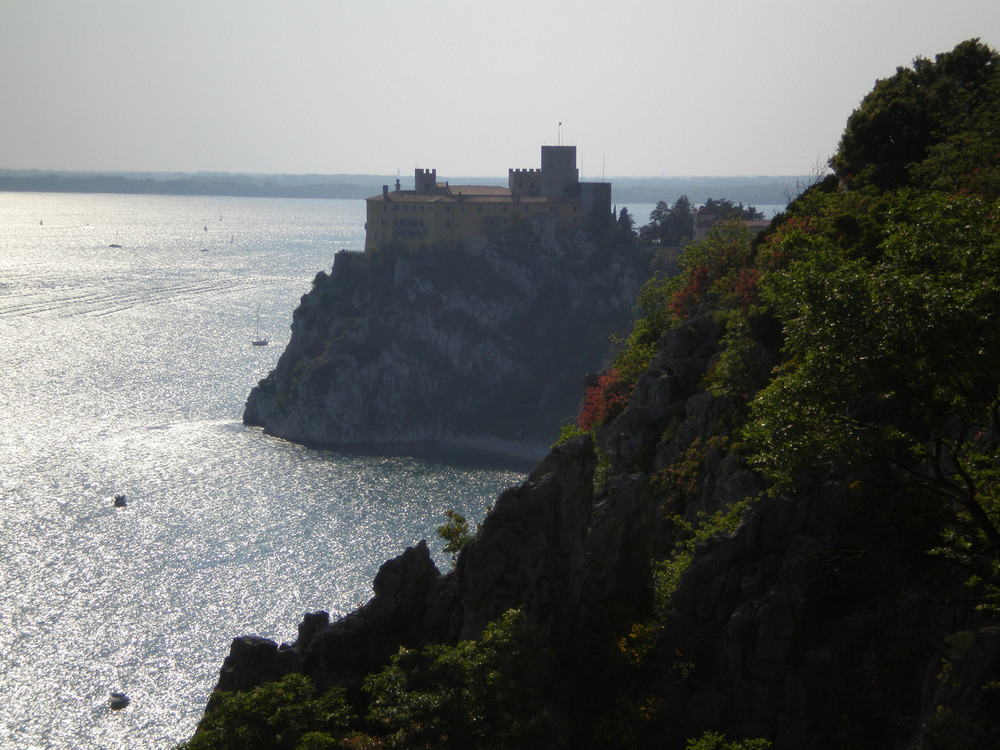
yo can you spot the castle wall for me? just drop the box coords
[580,181,612,218]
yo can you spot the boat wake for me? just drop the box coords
[0,278,256,319]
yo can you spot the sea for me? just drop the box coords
[0,193,532,749]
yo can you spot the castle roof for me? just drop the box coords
[367,185,567,204]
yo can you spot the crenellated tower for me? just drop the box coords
[509,168,542,198]
[415,168,438,195]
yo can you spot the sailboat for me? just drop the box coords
[252,309,269,347]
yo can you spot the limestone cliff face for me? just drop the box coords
[244,237,648,449]
[216,312,1000,749]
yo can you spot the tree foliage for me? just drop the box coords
[833,38,1000,191]
[181,674,355,750]
[741,39,1000,579]
[184,611,563,750]
[700,197,764,221]
[435,508,473,562]
[640,195,694,246]
[364,609,565,749]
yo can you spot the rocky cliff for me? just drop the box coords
[244,234,649,452]
[209,312,1000,749]
[196,41,1000,748]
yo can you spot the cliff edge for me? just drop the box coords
[244,234,649,452]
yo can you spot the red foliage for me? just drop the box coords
[732,267,761,308]
[578,368,631,431]
[759,215,814,271]
[667,264,710,320]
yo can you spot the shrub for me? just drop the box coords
[364,609,566,749]
[183,674,355,750]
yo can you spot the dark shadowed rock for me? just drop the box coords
[208,308,999,749]
[244,240,649,450]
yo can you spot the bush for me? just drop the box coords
[364,610,566,749]
[183,674,355,750]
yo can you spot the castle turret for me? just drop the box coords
[541,145,579,198]
[509,168,541,198]
[415,168,438,195]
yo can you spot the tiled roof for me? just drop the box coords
[445,185,511,196]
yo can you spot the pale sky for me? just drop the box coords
[2,0,999,178]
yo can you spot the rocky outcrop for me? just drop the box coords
[212,314,741,689]
[212,311,1000,748]
[244,236,649,450]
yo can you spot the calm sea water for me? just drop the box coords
[0,193,527,749]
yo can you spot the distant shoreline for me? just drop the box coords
[0,169,807,206]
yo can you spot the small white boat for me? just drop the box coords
[252,309,268,347]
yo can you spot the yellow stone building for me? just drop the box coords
[364,145,611,252]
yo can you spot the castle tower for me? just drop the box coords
[540,145,578,198]
[415,168,437,195]
[508,168,541,198]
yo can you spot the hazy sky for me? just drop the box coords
[3,0,999,178]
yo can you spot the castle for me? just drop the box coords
[364,145,611,252]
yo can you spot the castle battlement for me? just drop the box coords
[415,168,438,196]
[509,167,543,198]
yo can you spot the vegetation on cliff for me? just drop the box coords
[186,40,1000,749]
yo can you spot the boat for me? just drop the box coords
[252,309,268,347]
[109,691,130,710]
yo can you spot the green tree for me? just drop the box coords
[832,39,1000,190]
[641,195,694,246]
[182,674,355,750]
[746,191,1000,562]
[700,197,764,221]
[436,508,473,562]
[616,206,638,246]
[364,610,565,749]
